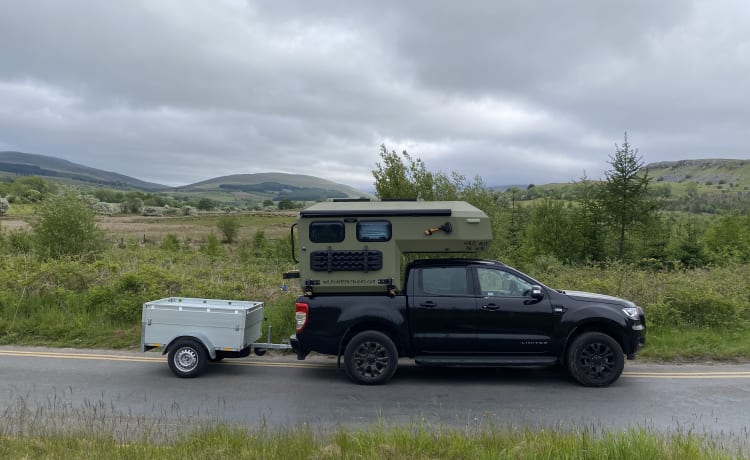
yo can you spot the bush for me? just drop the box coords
[160,234,181,251]
[0,197,9,215]
[661,287,746,328]
[202,232,223,257]
[7,230,34,254]
[217,216,240,243]
[32,193,106,259]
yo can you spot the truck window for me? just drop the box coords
[357,221,392,242]
[418,267,469,296]
[477,268,532,297]
[309,221,345,243]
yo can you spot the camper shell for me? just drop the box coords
[292,200,492,295]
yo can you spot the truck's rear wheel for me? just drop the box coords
[168,339,207,378]
[343,331,398,385]
[566,332,624,387]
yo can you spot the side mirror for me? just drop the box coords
[530,285,544,300]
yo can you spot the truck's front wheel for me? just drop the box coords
[566,332,624,387]
[168,339,208,378]
[343,331,398,385]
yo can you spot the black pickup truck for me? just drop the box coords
[291,258,646,387]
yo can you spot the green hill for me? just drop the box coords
[0,151,166,190]
[178,173,368,202]
[646,159,750,191]
[0,151,369,205]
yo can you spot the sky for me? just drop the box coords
[1,1,750,192]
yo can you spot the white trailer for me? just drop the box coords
[141,297,290,377]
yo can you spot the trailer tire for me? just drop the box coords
[343,331,398,385]
[168,339,207,378]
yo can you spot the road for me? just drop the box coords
[1,346,749,443]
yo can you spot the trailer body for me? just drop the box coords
[141,297,264,359]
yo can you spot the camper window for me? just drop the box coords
[309,221,345,243]
[357,221,392,242]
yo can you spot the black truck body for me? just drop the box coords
[291,258,646,387]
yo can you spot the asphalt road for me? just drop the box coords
[1,346,749,443]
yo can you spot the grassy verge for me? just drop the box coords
[0,425,740,460]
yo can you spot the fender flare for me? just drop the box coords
[162,332,217,360]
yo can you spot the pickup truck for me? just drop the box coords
[291,258,646,387]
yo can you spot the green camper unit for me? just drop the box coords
[294,200,492,295]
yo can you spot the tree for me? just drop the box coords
[372,144,462,200]
[197,198,215,211]
[216,215,240,243]
[278,199,295,210]
[599,133,656,260]
[32,193,105,259]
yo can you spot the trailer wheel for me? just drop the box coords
[566,332,624,387]
[168,339,207,378]
[343,331,398,385]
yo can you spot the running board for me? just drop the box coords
[414,355,558,367]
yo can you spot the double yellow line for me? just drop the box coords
[2,349,749,377]
[0,349,331,369]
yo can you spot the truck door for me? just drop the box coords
[471,266,556,353]
[409,266,477,353]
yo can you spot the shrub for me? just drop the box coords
[7,230,34,254]
[202,232,223,257]
[662,287,745,328]
[217,216,240,243]
[32,193,106,259]
[0,197,9,215]
[161,234,181,251]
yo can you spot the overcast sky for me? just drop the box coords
[1,1,749,191]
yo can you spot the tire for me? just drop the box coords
[253,348,267,357]
[343,331,398,385]
[168,339,208,378]
[566,332,624,387]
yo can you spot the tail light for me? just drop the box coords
[295,302,309,333]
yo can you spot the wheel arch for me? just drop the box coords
[338,320,405,359]
[163,333,216,360]
[561,320,627,365]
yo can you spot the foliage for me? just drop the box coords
[0,196,9,215]
[202,232,223,257]
[600,133,657,260]
[31,193,106,259]
[197,198,215,211]
[216,216,240,243]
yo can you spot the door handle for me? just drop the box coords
[420,301,437,308]
[482,304,500,311]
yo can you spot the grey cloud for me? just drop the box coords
[1,1,749,191]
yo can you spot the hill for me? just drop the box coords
[0,151,369,204]
[0,151,166,190]
[178,173,367,202]
[645,159,750,190]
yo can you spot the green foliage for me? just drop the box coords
[160,234,181,251]
[202,232,223,257]
[197,197,215,211]
[216,216,240,243]
[0,196,9,215]
[32,193,106,259]
[277,198,295,210]
[600,133,657,260]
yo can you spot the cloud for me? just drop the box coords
[1,1,749,191]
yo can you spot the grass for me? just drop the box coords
[641,327,750,362]
[0,424,741,459]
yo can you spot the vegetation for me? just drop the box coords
[216,215,241,243]
[31,193,106,259]
[0,424,739,459]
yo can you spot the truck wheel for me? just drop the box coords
[566,332,624,387]
[168,339,207,378]
[343,331,398,385]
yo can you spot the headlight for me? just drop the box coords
[622,307,640,320]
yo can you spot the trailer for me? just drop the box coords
[141,297,291,378]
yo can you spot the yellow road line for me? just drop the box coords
[0,349,331,369]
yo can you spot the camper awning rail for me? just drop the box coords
[299,209,452,218]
